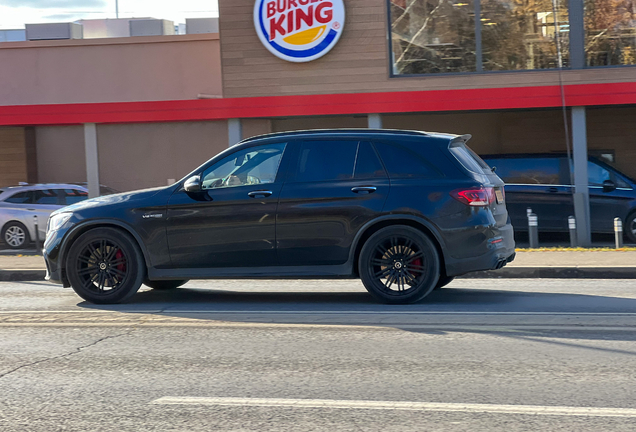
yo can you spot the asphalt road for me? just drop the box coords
[1,279,636,431]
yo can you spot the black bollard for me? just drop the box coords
[528,213,539,249]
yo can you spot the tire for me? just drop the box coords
[143,279,189,290]
[359,225,440,304]
[66,227,145,304]
[2,221,30,250]
[434,275,455,290]
[626,213,636,244]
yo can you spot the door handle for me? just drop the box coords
[546,187,559,193]
[248,190,273,198]
[351,186,377,194]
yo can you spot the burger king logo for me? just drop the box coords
[254,0,345,63]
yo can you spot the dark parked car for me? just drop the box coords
[482,154,636,242]
[44,129,515,304]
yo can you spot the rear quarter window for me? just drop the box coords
[373,142,442,179]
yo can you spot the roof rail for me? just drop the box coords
[239,128,430,144]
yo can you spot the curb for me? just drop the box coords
[0,270,46,282]
[460,266,636,279]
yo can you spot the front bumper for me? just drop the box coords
[43,228,69,287]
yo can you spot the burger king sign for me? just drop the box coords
[254,0,345,63]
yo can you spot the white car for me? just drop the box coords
[0,184,96,250]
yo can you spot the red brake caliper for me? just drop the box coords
[115,250,126,278]
[409,258,422,285]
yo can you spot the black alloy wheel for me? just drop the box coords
[143,279,189,290]
[2,221,30,250]
[359,225,440,304]
[66,228,145,304]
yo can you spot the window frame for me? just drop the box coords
[200,142,288,191]
[385,0,635,77]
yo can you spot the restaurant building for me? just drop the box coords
[1,0,636,241]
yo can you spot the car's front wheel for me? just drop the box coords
[2,221,30,249]
[66,228,145,304]
[359,225,440,304]
[143,279,189,290]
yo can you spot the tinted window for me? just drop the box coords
[202,143,286,190]
[33,189,62,205]
[64,189,89,205]
[588,162,612,186]
[374,142,441,179]
[354,142,387,180]
[295,141,358,183]
[4,191,32,204]
[485,158,562,185]
[450,143,492,174]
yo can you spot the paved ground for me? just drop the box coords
[1,279,636,431]
[3,251,636,271]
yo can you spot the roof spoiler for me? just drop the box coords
[450,134,472,146]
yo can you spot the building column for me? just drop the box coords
[228,118,242,147]
[368,113,383,129]
[84,123,100,199]
[572,106,591,246]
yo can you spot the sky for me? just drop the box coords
[0,0,219,29]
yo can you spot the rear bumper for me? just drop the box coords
[444,223,516,277]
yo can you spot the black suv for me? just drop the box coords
[44,130,515,304]
[482,154,636,242]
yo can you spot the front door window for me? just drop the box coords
[202,143,287,190]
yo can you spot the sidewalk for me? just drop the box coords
[1,252,635,281]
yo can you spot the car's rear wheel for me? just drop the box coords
[66,228,145,304]
[359,225,440,304]
[143,279,189,290]
[2,221,30,249]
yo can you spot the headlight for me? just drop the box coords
[47,212,72,236]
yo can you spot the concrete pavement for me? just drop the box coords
[1,251,636,281]
[1,279,636,431]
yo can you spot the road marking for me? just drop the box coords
[151,397,636,417]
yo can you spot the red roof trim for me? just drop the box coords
[1,82,636,126]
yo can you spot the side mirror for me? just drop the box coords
[184,175,202,193]
[603,179,616,193]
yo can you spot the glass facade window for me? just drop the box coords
[390,0,476,74]
[389,0,571,74]
[585,0,636,66]
[481,0,570,71]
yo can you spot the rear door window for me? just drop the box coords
[295,140,358,183]
[354,142,387,179]
[33,189,62,205]
[374,142,441,179]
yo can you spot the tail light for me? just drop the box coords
[450,187,495,207]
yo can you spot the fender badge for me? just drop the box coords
[142,214,163,219]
